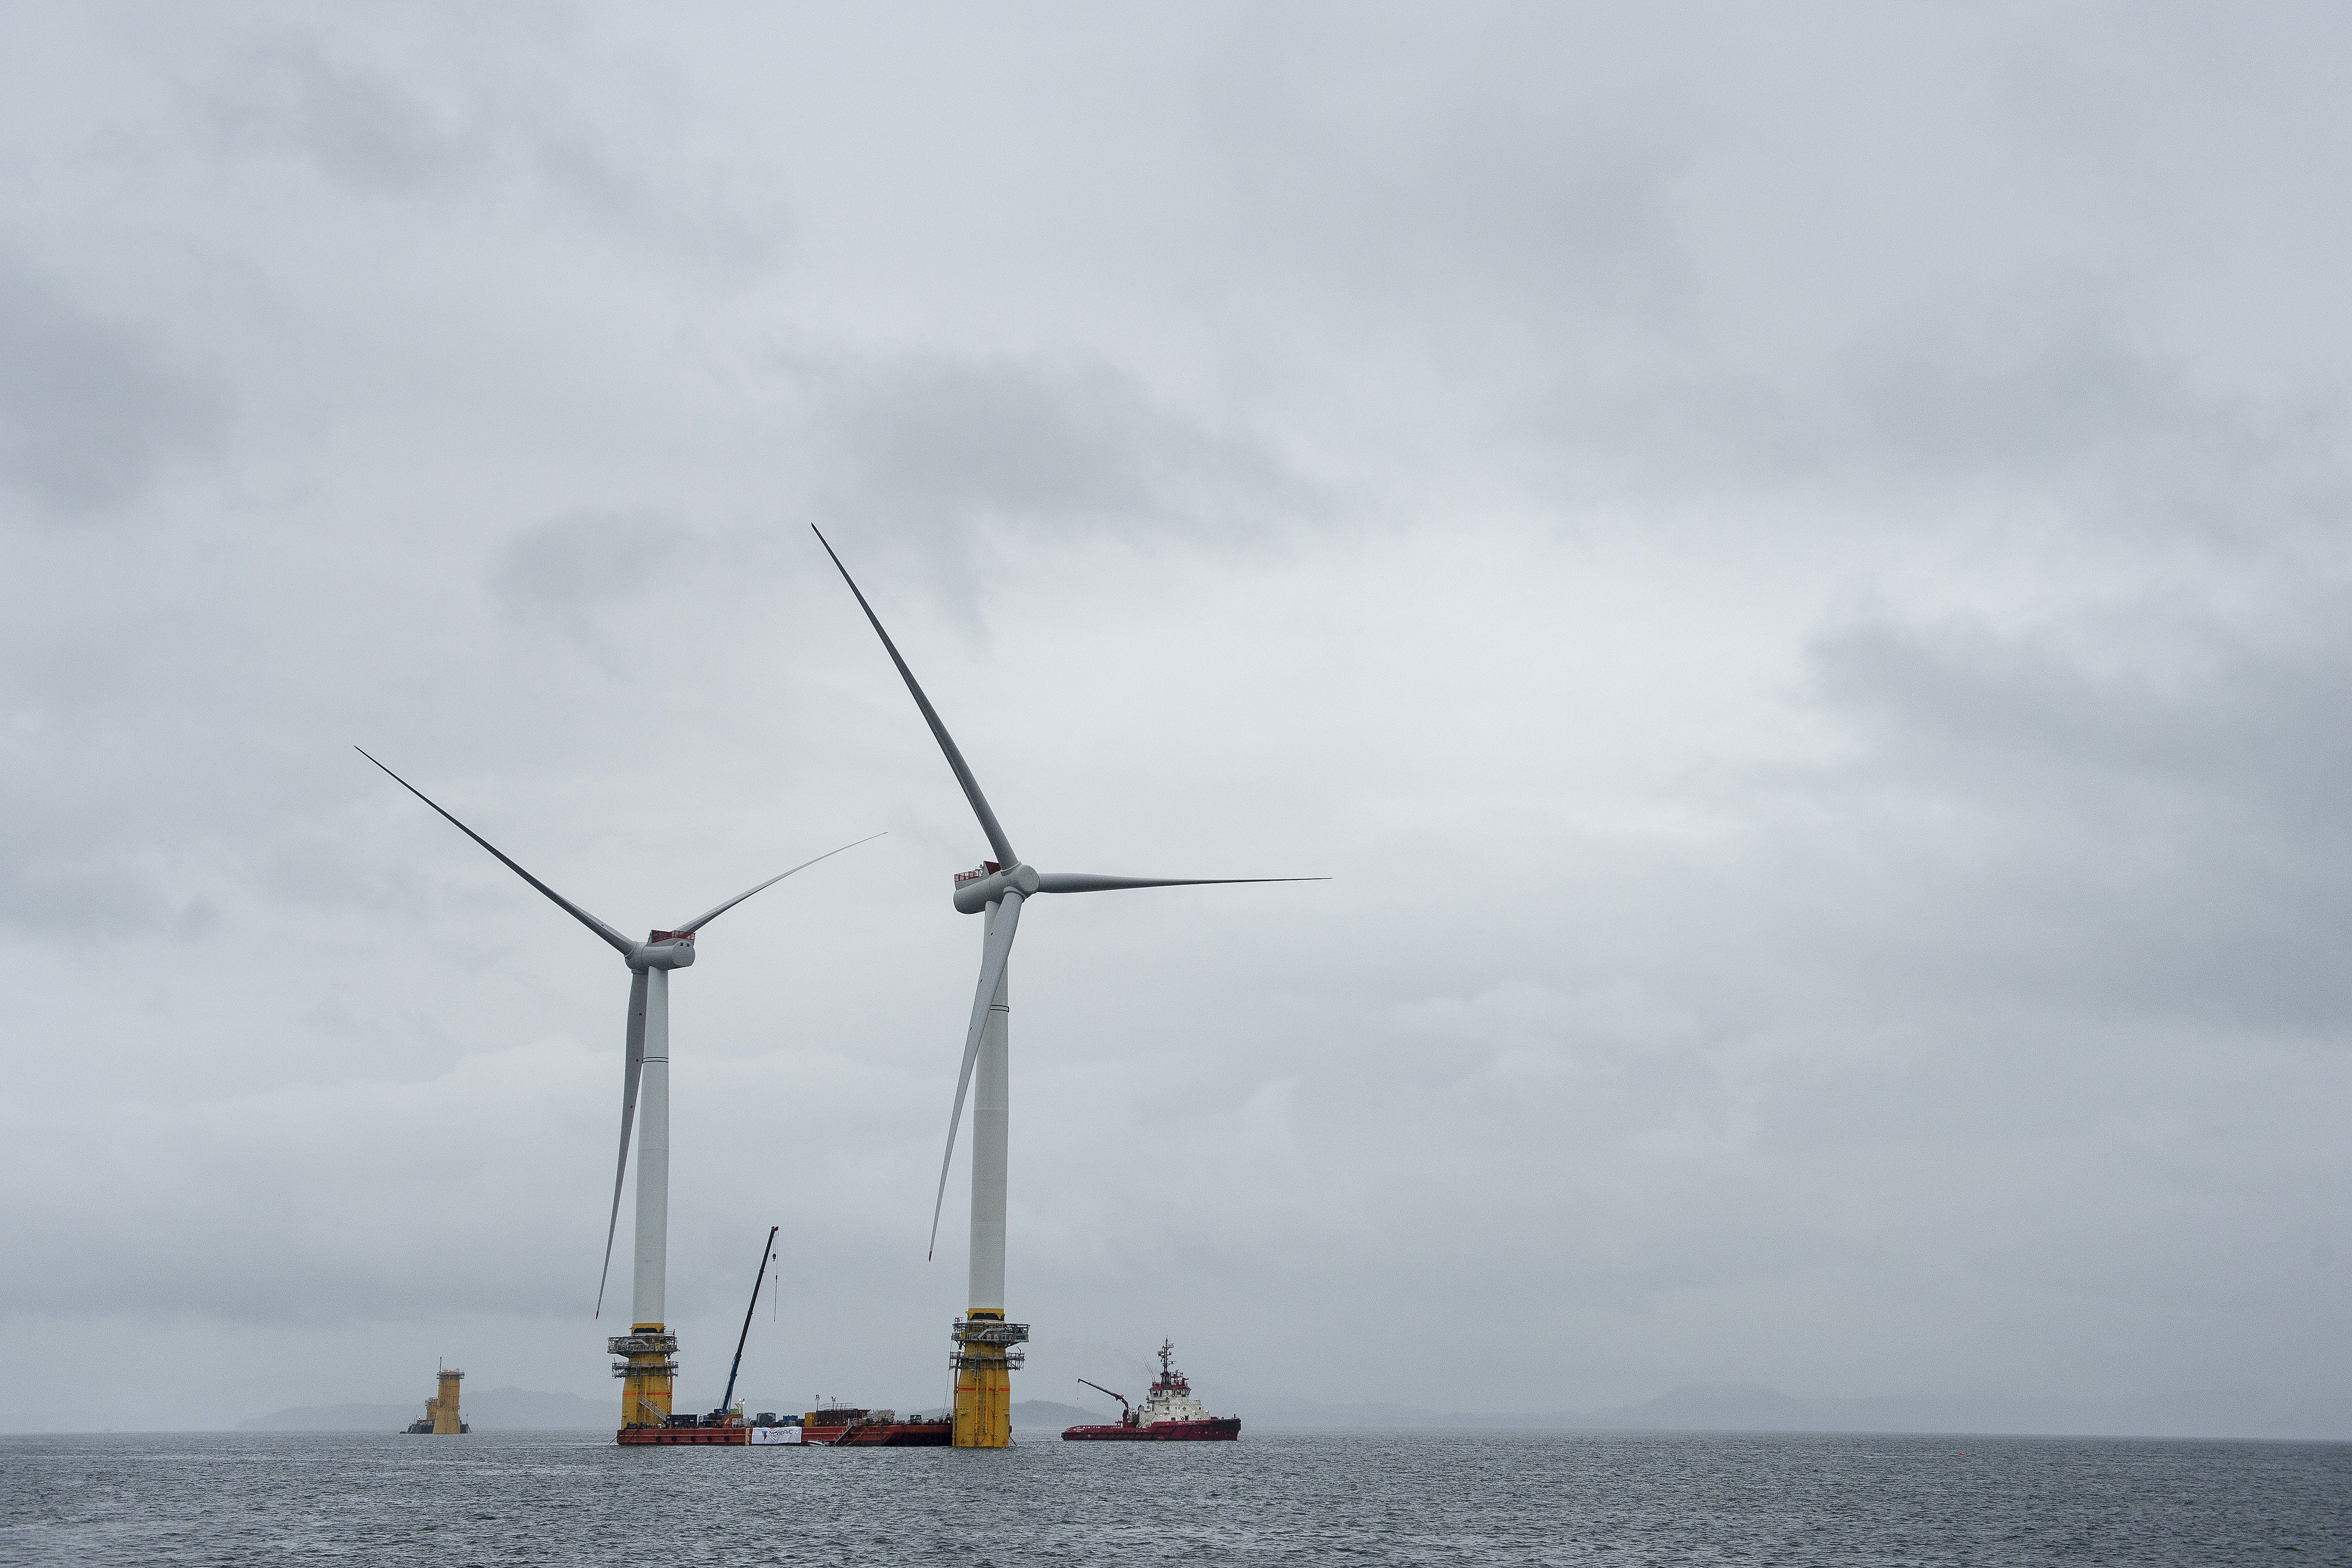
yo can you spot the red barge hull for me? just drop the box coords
[615,1420,951,1446]
[833,1420,952,1446]
[617,1426,749,1445]
[1063,1418,1240,1441]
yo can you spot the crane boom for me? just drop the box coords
[719,1225,779,1420]
[1077,1376,1130,1413]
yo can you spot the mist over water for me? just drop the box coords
[5,1430,2346,1566]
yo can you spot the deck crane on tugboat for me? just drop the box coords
[1077,1379,1131,1422]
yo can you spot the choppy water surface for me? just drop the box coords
[4,1428,2346,1566]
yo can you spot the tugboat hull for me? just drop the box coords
[1063,1418,1240,1441]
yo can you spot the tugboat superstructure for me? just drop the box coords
[1064,1340,1241,1441]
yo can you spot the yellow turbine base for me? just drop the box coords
[621,1322,675,1429]
[431,1369,464,1435]
[952,1309,1012,1448]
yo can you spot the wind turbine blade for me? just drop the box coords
[594,968,650,1319]
[928,888,1023,1261]
[1034,872,1331,895]
[811,527,1018,869]
[675,833,887,934]
[355,748,635,957]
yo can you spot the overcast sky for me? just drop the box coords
[4,2,2348,1432]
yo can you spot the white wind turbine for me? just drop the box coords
[358,748,877,1430]
[814,529,1323,1447]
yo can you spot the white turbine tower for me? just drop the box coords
[814,529,1324,1449]
[358,748,876,1436]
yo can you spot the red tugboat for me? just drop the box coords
[1063,1340,1241,1440]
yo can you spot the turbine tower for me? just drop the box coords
[358,748,875,1434]
[814,529,1322,1449]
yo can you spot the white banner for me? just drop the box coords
[750,1426,803,1445]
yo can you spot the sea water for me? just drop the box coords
[3,1427,2346,1565]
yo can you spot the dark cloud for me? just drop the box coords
[489,505,690,670]
[198,34,475,196]
[189,16,786,268]
[1787,600,2352,1031]
[777,349,1317,556]
[0,256,222,518]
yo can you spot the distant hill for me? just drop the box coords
[1572,1385,2352,1440]
[1237,1385,2352,1441]
[240,1387,610,1431]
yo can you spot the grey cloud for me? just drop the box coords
[1833,316,2352,553]
[1778,601,2352,1031]
[1847,322,2201,483]
[489,506,703,673]
[492,506,678,616]
[189,22,785,269]
[1204,12,1688,335]
[780,350,1315,554]
[0,257,222,517]
[1192,6,2352,546]
[1481,268,2352,534]
[0,718,239,940]
[198,35,473,196]
[0,854,194,940]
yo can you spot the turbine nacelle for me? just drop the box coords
[813,527,1327,1277]
[355,748,883,1321]
[629,932,697,971]
[952,861,1037,914]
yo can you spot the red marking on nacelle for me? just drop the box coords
[647,930,695,943]
[953,861,1002,885]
